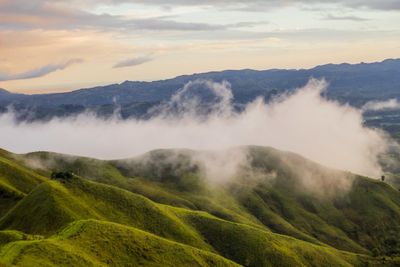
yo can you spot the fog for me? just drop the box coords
[0,79,389,178]
[362,98,400,111]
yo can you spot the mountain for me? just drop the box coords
[1,59,400,122]
[0,146,400,266]
[0,89,10,95]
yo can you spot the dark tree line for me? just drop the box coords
[51,171,74,180]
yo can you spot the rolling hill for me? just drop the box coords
[0,146,400,266]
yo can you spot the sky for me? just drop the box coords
[0,0,399,93]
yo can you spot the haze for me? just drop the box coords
[0,79,388,178]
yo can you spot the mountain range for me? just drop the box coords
[1,59,400,127]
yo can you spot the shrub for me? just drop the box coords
[51,171,74,180]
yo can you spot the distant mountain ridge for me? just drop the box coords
[0,88,10,94]
[1,58,400,121]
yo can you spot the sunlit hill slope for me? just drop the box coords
[0,146,400,266]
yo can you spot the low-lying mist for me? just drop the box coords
[0,79,389,179]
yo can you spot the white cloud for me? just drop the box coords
[0,79,388,179]
[362,98,400,111]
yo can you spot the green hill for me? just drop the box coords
[0,149,46,219]
[0,146,400,266]
[0,220,240,267]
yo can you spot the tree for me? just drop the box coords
[51,171,74,180]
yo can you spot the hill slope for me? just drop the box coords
[0,220,240,267]
[0,146,400,266]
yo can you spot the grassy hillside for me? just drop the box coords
[1,146,400,266]
[0,220,240,267]
[0,150,46,218]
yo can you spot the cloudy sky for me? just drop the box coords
[0,0,399,93]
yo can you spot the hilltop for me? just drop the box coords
[0,146,400,266]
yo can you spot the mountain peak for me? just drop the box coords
[0,88,10,94]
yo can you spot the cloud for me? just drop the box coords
[0,59,83,81]
[113,56,153,68]
[0,79,388,179]
[323,14,369,21]
[149,79,234,117]
[0,1,228,32]
[1,0,396,33]
[362,98,400,111]
[73,0,400,11]
[228,21,270,28]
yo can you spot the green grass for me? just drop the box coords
[0,231,40,249]
[0,220,240,267]
[0,151,46,219]
[1,146,400,266]
[179,211,355,267]
[0,178,212,251]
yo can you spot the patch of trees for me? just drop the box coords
[50,171,74,181]
[0,188,23,200]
